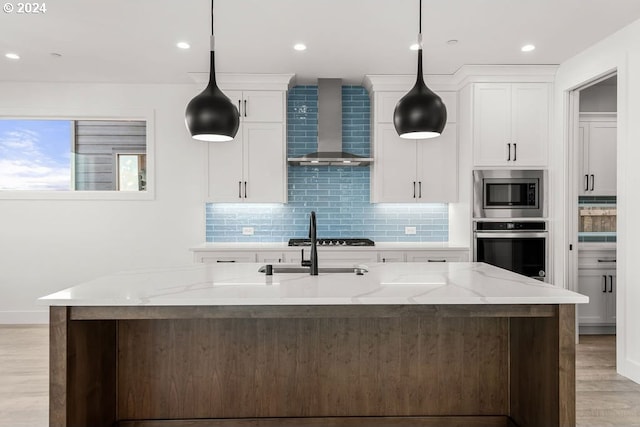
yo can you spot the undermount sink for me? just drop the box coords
[258,265,368,275]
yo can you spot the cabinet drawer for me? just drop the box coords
[195,251,257,264]
[405,250,469,263]
[578,249,616,269]
[377,251,405,263]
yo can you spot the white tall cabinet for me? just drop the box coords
[206,75,294,203]
[367,88,458,203]
[473,82,551,168]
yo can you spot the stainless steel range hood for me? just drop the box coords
[287,79,373,166]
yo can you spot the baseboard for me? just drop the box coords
[0,310,49,324]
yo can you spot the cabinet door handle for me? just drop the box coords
[413,181,416,198]
[382,257,386,263]
[507,143,511,161]
[244,100,247,117]
[244,181,248,198]
[513,143,517,161]
[428,259,447,263]
[217,260,236,263]
[238,100,242,115]
[590,174,595,191]
[608,275,613,293]
[238,181,242,198]
[602,275,607,293]
[419,181,422,198]
[597,259,616,263]
[584,174,589,192]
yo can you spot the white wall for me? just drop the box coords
[0,83,208,323]
[552,18,640,383]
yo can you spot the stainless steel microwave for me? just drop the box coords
[473,170,546,218]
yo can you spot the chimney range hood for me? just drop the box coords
[287,79,373,166]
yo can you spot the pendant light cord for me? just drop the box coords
[210,0,215,51]
[419,0,422,35]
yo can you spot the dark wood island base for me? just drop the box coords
[50,304,576,427]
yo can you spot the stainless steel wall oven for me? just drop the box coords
[473,221,548,282]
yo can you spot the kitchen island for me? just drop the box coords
[40,262,588,427]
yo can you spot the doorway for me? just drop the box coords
[568,73,618,336]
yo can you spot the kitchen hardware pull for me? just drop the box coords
[507,143,511,161]
[244,100,247,117]
[413,181,416,198]
[238,181,242,198]
[238,100,242,115]
[217,260,236,263]
[608,275,613,293]
[427,259,447,263]
[382,258,386,263]
[475,232,548,239]
[419,181,422,198]
[603,275,607,293]
[244,181,247,198]
[590,174,594,191]
[513,143,517,161]
[584,174,589,192]
[597,259,616,263]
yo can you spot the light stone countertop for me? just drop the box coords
[190,242,470,252]
[38,262,588,307]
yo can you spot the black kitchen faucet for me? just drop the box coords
[300,211,319,275]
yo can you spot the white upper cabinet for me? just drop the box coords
[473,83,550,167]
[371,90,458,203]
[208,122,286,203]
[226,90,285,123]
[372,123,457,203]
[207,81,291,203]
[579,116,617,196]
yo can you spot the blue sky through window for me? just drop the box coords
[0,120,72,190]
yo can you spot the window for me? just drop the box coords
[0,117,151,199]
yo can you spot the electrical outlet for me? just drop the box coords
[405,226,417,235]
[242,227,254,236]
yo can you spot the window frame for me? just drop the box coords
[0,107,155,200]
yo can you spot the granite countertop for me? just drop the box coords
[38,262,588,306]
[190,242,470,251]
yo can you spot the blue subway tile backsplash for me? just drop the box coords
[206,85,449,243]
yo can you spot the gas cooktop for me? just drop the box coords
[288,238,375,247]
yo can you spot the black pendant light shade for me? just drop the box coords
[393,0,447,139]
[185,1,240,142]
[185,52,240,142]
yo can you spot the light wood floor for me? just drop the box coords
[1,326,639,426]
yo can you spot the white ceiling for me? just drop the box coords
[2,0,640,85]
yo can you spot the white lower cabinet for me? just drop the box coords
[194,248,469,265]
[578,249,617,332]
[578,269,616,325]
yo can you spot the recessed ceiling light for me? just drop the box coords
[409,43,419,51]
[293,43,307,51]
[521,44,536,52]
[446,39,459,45]
[177,42,191,49]
[50,52,62,58]
[5,53,20,60]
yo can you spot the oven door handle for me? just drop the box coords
[474,232,548,239]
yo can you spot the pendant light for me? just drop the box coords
[393,0,447,139]
[185,0,240,142]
